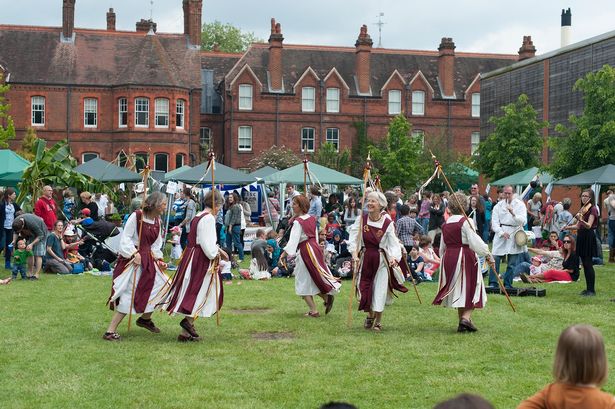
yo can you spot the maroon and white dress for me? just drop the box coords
[433,215,489,309]
[160,210,223,317]
[283,214,341,297]
[348,214,406,313]
[108,210,169,314]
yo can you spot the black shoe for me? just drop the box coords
[580,290,596,297]
[459,318,478,332]
[136,317,161,333]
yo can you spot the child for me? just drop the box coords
[63,228,90,271]
[529,256,545,276]
[324,214,341,241]
[12,239,31,280]
[408,245,425,282]
[418,235,440,281]
[219,247,235,285]
[167,226,182,270]
[518,324,615,409]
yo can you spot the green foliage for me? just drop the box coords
[312,142,351,173]
[550,64,615,178]
[369,115,425,191]
[0,73,15,148]
[17,127,39,161]
[248,145,301,171]
[201,21,263,53]
[475,94,546,181]
[16,139,115,210]
[350,121,373,178]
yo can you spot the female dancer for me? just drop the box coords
[432,192,492,333]
[159,191,228,342]
[280,195,340,317]
[103,192,169,341]
[347,191,407,331]
[564,189,599,296]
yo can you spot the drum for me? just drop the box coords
[514,230,535,247]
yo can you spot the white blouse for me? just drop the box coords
[284,214,317,257]
[346,216,402,262]
[195,210,219,260]
[441,215,490,257]
[120,212,164,259]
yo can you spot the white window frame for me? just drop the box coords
[31,96,45,126]
[118,98,128,128]
[154,153,169,172]
[302,87,316,112]
[81,152,99,163]
[84,98,98,128]
[175,153,185,168]
[326,128,340,151]
[238,84,253,110]
[238,126,252,151]
[388,90,401,115]
[135,98,149,127]
[155,98,169,128]
[301,128,315,152]
[412,130,425,148]
[471,93,480,118]
[471,131,481,154]
[412,90,425,116]
[176,99,185,129]
[326,88,340,113]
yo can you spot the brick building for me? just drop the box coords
[0,0,522,172]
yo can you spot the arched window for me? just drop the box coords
[175,153,185,168]
[154,153,168,172]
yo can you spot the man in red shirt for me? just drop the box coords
[34,185,57,231]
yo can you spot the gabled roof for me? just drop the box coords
[0,25,201,89]
[219,43,516,99]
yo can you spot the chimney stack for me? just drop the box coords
[438,37,456,98]
[183,0,202,49]
[136,19,157,33]
[268,18,284,92]
[355,25,373,95]
[62,0,76,43]
[107,8,116,31]
[561,8,572,48]
[518,36,537,61]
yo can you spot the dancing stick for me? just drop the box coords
[429,151,516,313]
[209,150,221,327]
[302,149,308,195]
[347,154,372,328]
[401,256,422,304]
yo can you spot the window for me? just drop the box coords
[175,153,185,168]
[238,168,250,174]
[154,153,168,172]
[135,152,149,173]
[176,99,185,128]
[118,151,128,167]
[238,126,252,151]
[135,98,149,127]
[302,87,315,112]
[200,127,211,148]
[412,130,425,148]
[118,98,128,127]
[388,90,401,115]
[31,96,45,126]
[412,91,425,116]
[84,98,98,127]
[471,93,480,118]
[155,98,169,128]
[471,132,481,154]
[238,84,253,110]
[82,153,99,163]
[326,128,340,151]
[326,88,340,113]
[301,128,315,152]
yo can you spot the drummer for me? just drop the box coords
[489,185,528,289]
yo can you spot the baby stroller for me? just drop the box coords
[77,219,120,271]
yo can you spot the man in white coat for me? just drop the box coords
[490,185,527,288]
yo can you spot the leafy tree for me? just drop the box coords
[0,73,15,148]
[17,127,39,161]
[201,21,263,53]
[312,142,351,173]
[248,145,301,171]
[550,64,615,178]
[350,121,374,178]
[369,115,424,191]
[475,94,546,181]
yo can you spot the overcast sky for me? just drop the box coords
[1,0,614,55]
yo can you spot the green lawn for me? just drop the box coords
[0,256,614,409]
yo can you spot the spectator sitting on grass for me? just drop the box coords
[418,235,440,281]
[434,393,494,409]
[408,244,425,282]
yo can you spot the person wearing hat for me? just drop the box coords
[347,191,407,331]
[79,192,99,221]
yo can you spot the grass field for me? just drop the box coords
[0,256,614,409]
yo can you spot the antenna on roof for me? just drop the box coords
[149,0,154,21]
[374,12,385,48]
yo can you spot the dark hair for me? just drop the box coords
[3,187,15,202]
[433,393,494,409]
[553,324,607,386]
[563,202,571,211]
[183,187,193,199]
[320,403,357,409]
[310,185,321,196]
[293,195,310,214]
[203,190,224,209]
[12,217,25,233]
[562,234,576,256]
[581,189,595,206]
[400,204,410,216]
[345,197,359,217]
[220,246,234,264]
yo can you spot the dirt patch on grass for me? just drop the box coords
[252,331,294,340]
[230,308,272,315]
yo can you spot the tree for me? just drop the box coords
[17,127,39,161]
[475,94,546,181]
[550,64,615,178]
[350,120,374,178]
[0,73,15,148]
[248,145,301,171]
[312,142,351,173]
[201,21,263,53]
[369,115,424,191]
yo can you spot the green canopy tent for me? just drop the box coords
[490,167,553,187]
[0,171,24,187]
[74,157,141,182]
[552,164,615,185]
[263,162,362,185]
[0,150,30,178]
[168,161,255,185]
[249,166,278,179]
[164,165,192,182]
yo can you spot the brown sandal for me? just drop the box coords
[372,323,382,332]
[180,318,199,338]
[304,311,320,318]
[177,333,201,342]
[103,332,121,341]
[136,317,161,333]
[364,317,375,329]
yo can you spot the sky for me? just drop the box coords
[1,0,614,55]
